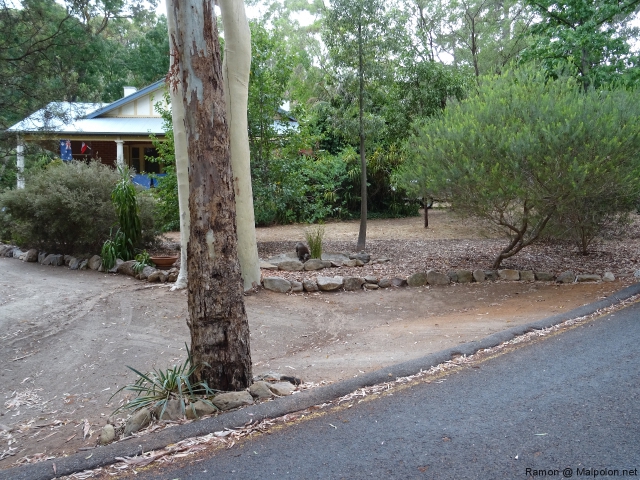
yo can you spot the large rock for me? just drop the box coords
[23,249,38,262]
[139,265,157,280]
[69,257,82,270]
[317,276,344,291]
[349,252,371,263]
[342,259,357,267]
[117,260,138,277]
[364,275,378,284]
[167,269,179,283]
[303,259,332,271]
[108,258,123,273]
[391,277,407,287]
[249,381,274,400]
[344,277,365,291]
[535,272,554,281]
[154,399,183,421]
[576,274,601,283]
[99,424,115,445]
[42,253,64,266]
[268,382,296,396]
[291,280,304,293]
[88,255,102,271]
[378,278,392,288]
[79,259,89,270]
[4,247,16,257]
[0,245,12,256]
[64,255,73,266]
[364,283,379,290]
[603,272,615,282]
[12,249,24,259]
[263,277,292,293]
[185,400,217,419]
[427,270,449,285]
[484,270,498,281]
[124,408,151,436]
[38,251,47,263]
[407,272,428,287]
[303,279,319,292]
[456,270,473,283]
[260,261,278,271]
[472,269,486,282]
[266,253,297,266]
[277,260,304,272]
[321,252,350,263]
[212,391,254,411]
[498,269,520,281]
[520,270,535,282]
[147,270,167,283]
[556,271,575,284]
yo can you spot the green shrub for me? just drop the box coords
[252,153,351,226]
[398,65,640,267]
[0,161,158,254]
[0,161,120,253]
[137,190,160,248]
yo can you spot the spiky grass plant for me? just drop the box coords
[110,345,218,420]
[305,224,325,259]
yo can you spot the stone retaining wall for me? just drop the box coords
[2,243,621,294]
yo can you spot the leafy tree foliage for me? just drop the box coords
[398,66,640,267]
[0,0,167,190]
[521,0,640,88]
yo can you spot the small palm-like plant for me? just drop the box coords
[110,345,219,420]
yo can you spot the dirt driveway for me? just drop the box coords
[0,212,635,467]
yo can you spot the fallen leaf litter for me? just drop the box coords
[50,293,639,479]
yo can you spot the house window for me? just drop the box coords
[129,145,161,174]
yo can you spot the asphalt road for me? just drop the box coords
[139,301,640,480]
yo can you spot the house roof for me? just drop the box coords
[8,79,296,138]
[84,79,165,119]
[8,80,167,138]
[7,102,106,133]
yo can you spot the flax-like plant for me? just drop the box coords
[305,224,325,259]
[111,167,141,259]
[110,345,219,420]
[100,229,133,271]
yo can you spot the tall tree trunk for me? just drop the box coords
[356,19,367,251]
[169,0,252,391]
[166,0,190,291]
[220,0,261,291]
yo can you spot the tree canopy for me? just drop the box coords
[397,66,640,267]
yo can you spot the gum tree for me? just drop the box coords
[167,0,251,390]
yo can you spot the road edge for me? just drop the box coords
[3,282,639,480]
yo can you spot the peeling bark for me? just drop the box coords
[169,0,252,390]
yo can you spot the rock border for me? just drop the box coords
[0,243,624,293]
[0,244,178,284]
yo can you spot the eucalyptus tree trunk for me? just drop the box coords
[168,0,252,390]
[166,0,189,291]
[356,18,367,251]
[220,0,261,291]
